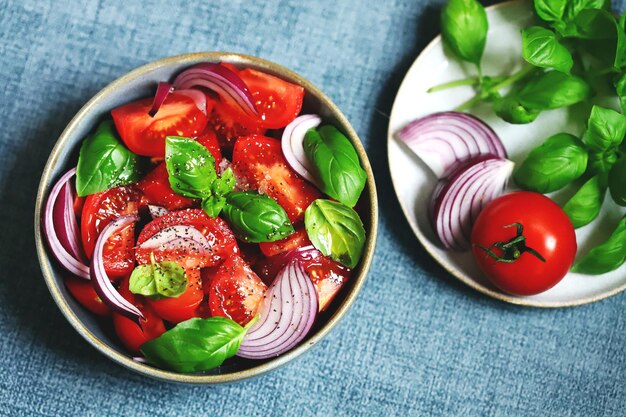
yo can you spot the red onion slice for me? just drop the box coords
[172,63,258,118]
[432,157,514,250]
[147,205,169,219]
[90,215,144,323]
[281,114,322,186]
[137,225,212,253]
[237,259,317,359]
[176,89,208,115]
[396,112,507,178]
[148,82,173,117]
[43,168,89,279]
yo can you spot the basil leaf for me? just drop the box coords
[514,133,588,193]
[572,216,626,274]
[563,175,607,228]
[303,125,366,207]
[141,317,254,372]
[129,259,187,299]
[201,195,227,218]
[304,199,366,269]
[522,26,573,73]
[222,191,294,243]
[516,72,590,110]
[583,105,626,151]
[588,150,619,175]
[564,0,610,22]
[75,120,141,197]
[609,157,626,206]
[441,0,488,65]
[493,95,540,124]
[202,167,236,217]
[534,0,566,23]
[165,136,216,199]
[615,72,626,114]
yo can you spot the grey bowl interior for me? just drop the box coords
[35,52,378,384]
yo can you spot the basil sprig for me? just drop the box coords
[572,216,626,274]
[141,316,257,373]
[222,191,294,243]
[75,120,141,197]
[583,105,626,152]
[303,125,367,207]
[514,133,588,193]
[441,0,488,66]
[129,254,187,299]
[563,175,607,228]
[304,199,365,269]
[165,136,235,217]
[522,26,573,73]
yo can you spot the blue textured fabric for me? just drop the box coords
[2,0,626,415]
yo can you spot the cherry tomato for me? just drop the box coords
[112,277,166,353]
[207,254,267,326]
[470,191,577,296]
[147,268,203,324]
[259,228,311,257]
[64,276,110,316]
[111,91,208,157]
[232,135,321,223]
[135,209,238,269]
[81,186,140,278]
[136,163,195,211]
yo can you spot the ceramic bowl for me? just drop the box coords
[35,52,378,383]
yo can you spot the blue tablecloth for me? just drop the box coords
[2,0,626,415]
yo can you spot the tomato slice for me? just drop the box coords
[259,228,311,257]
[208,100,267,152]
[137,163,195,211]
[232,135,321,223]
[64,276,110,316]
[81,186,140,278]
[147,268,203,324]
[135,209,238,269]
[113,277,166,353]
[195,126,223,165]
[207,254,267,326]
[111,91,208,157]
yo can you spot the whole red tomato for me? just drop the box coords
[470,191,577,296]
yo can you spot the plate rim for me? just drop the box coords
[386,0,626,308]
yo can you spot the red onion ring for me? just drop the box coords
[137,225,212,253]
[90,215,144,323]
[281,114,322,186]
[237,259,317,359]
[147,205,169,219]
[396,112,507,178]
[43,168,89,279]
[172,63,258,118]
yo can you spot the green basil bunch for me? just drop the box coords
[129,254,187,299]
[75,120,142,196]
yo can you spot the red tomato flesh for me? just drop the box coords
[259,228,311,257]
[137,163,195,211]
[147,268,203,324]
[64,276,110,316]
[81,186,140,278]
[207,254,267,326]
[111,91,208,157]
[471,191,577,296]
[232,135,321,223]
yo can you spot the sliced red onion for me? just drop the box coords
[137,225,212,253]
[218,158,231,175]
[90,215,144,323]
[148,205,169,219]
[172,63,258,118]
[148,82,173,117]
[43,168,89,279]
[432,157,514,250]
[281,114,322,186]
[396,112,506,178]
[237,259,317,359]
[176,89,208,115]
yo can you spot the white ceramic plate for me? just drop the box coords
[387,0,626,307]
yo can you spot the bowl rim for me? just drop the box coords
[34,52,378,384]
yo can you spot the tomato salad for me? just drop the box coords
[44,63,368,373]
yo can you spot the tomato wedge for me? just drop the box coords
[137,163,195,211]
[81,186,140,278]
[195,126,222,166]
[232,135,321,223]
[135,209,238,269]
[64,276,110,316]
[259,228,311,257]
[113,277,166,353]
[147,268,203,324]
[111,91,208,157]
[208,100,267,152]
[207,254,267,326]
